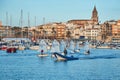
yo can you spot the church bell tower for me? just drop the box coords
[91,6,98,24]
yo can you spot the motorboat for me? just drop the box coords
[18,45,25,50]
[1,45,7,50]
[53,52,79,61]
[29,45,39,50]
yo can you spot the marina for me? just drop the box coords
[0,0,120,80]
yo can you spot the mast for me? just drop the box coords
[21,9,23,38]
[43,17,46,39]
[6,12,8,38]
[28,12,30,39]
[34,16,36,40]
[10,15,12,37]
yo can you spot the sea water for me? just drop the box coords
[0,49,120,80]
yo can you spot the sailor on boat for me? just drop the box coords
[85,50,90,55]
[38,49,48,57]
[41,49,44,55]
[64,48,67,56]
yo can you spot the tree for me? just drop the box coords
[32,29,36,40]
[23,31,28,38]
[42,29,46,39]
[11,27,21,38]
[15,32,21,38]
[51,27,56,39]
[66,29,71,39]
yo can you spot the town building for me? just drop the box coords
[73,26,81,39]
[101,20,117,42]
[35,22,66,39]
[55,23,66,39]
[84,24,101,41]
[112,20,120,43]
[66,23,76,39]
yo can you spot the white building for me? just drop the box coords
[85,24,101,40]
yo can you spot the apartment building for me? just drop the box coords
[84,24,101,41]
[55,23,66,39]
[112,20,120,43]
[101,20,116,42]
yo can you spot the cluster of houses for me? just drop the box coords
[0,6,120,44]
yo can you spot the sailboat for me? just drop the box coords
[84,41,90,55]
[18,10,25,51]
[7,43,17,53]
[60,40,66,54]
[24,12,31,50]
[29,16,39,50]
[18,40,25,50]
[38,39,48,57]
[50,39,61,57]
[50,39,60,53]
[74,41,80,52]
[6,13,17,53]
[67,40,75,53]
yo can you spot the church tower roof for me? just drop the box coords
[91,5,98,24]
[93,6,97,12]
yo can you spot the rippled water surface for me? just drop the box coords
[0,49,120,80]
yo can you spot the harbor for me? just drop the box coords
[1,0,120,80]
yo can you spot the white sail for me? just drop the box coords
[60,40,66,52]
[69,40,75,51]
[68,40,75,53]
[38,39,47,53]
[75,41,80,52]
[84,41,90,54]
[50,39,60,53]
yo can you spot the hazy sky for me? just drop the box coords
[0,0,120,26]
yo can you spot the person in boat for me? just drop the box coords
[41,49,44,55]
[86,50,90,54]
[64,48,67,56]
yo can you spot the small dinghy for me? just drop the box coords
[38,54,48,57]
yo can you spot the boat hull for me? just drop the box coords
[38,54,48,57]
[7,47,17,53]
[1,46,7,50]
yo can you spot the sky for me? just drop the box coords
[0,0,120,27]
